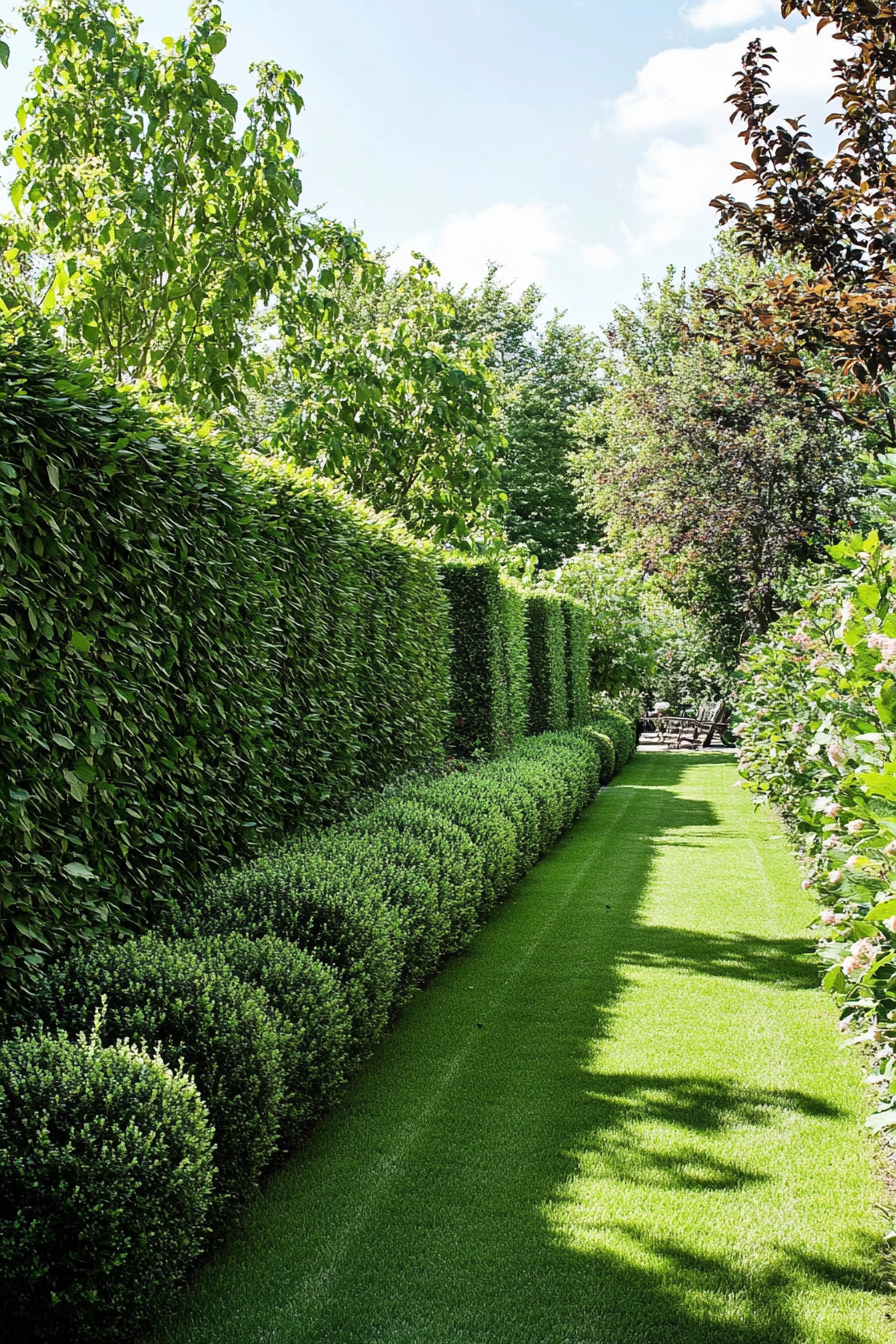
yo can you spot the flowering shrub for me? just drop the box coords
[737,532,896,1135]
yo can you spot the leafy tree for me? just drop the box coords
[0,0,364,414]
[450,265,605,567]
[265,256,504,544]
[571,340,859,650]
[501,316,605,569]
[710,2,896,441]
[547,551,654,695]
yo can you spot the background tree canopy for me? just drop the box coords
[0,0,367,416]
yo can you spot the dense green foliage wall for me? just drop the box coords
[441,559,504,756]
[441,560,529,757]
[524,593,568,733]
[0,318,449,1000]
[561,597,591,726]
[498,577,530,750]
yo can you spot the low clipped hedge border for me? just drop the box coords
[2,725,635,1342]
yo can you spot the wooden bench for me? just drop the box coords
[663,701,728,749]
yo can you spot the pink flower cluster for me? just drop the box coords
[867,631,896,675]
[820,908,846,926]
[842,937,881,976]
[826,741,848,768]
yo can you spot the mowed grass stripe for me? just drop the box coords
[157,753,894,1344]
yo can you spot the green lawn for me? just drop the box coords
[157,752,894,1344]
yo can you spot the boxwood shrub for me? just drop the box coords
[192,934,351,1149]
[0,314,449,1003]
[0,1030,213,1343]
[13,934,283,1225]
[592,710,637,767]
[344,801,483,959]
[175,848,407,1060]
[580,728,616,784]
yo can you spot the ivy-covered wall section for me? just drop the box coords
[0,318,449,998]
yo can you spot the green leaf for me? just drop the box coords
[0,40,9,70]
[51,733,76,749]
[861,772,896,801]
[822,964,847,994]
[62,861,97,881]
[866,898,896,921]
[857,582,881,609]
[208,31,227,54]
[63,769,88,801]
[69,630,94,654]
[866,1108,896,1132]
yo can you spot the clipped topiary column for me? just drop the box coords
[560,596,591,726]
[524,593,568,734]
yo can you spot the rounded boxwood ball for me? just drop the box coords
[0,1029,214,1343]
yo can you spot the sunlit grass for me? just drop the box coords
[156,753,894,1344]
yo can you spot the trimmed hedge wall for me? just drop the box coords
[524,593,568,734]
[561,598,591,727]
[5,730,622,1342]
[0,317,449,1000]
[440,561,530,758]
[441,559,504,757]
[498,577,531,752]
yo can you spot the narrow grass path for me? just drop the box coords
[158,753,894,1344]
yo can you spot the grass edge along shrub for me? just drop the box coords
[525,592,568,734]
[0,1025,214,1344]
[7,728,632,1342]
[736,530,896,1153]
[0,312,449,1004]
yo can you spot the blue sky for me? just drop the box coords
[0,0,841,330]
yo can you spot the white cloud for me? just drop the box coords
[683,0,778,30]
[581,243,620,271]
[610,23,837,134]
[392,202,565,290]
[605,22,838,252]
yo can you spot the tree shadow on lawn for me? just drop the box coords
[154,755,890,1344]
[623,925,821,991]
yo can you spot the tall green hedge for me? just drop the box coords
[524,593,568,734]
[498,578,531,752]
[0,317,449,1001]
[441,559,504,757]
[441,561,530,757]
[561,597,591,726]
